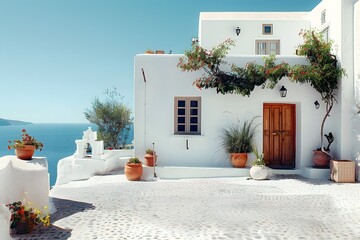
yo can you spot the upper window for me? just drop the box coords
[174,97,201,135]
[255,40,280,55]
[321,10,326,25]
[322,27,329,42]
[262,24,273,35]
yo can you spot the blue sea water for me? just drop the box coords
[0,123,134,187]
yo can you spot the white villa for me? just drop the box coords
[134,0,360,179]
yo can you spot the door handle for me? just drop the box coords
[186,139,189,150]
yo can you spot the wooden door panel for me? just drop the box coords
[263,107,270,165]
[263,103,295,168]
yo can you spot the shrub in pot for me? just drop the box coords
[313,132,334,168]
[125,157,143,181]
[220,117,259,168]
[144,149,156,167]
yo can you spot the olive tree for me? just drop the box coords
[84,88,133,149]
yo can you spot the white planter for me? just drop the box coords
[250,166,268,180]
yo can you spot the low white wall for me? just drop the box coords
[134,54,337,169]
[55,149,134,185]
[0,156,50,211]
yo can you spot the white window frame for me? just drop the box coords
[255,40,280,55]
[174,97,201,135]
[321,27,329,43]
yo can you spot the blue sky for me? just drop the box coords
[0,0,321,123]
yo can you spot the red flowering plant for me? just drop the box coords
[6,201,50,231]
[178,39,290,96]
[8,129,44,151]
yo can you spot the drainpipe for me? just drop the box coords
[142,68,147,149]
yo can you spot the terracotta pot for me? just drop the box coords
[145,50,154,54]
[250,166,268,180]
[155,50,165,54]
[14,221,34,234]
[230,153,248,168]
[125,163,143,181]
[313,150,331,168]
[144,154,156,167]
[15,145,35,160]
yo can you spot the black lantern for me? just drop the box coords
[191,37,198,45]
[236,27,241,36]
[279,86,287,98]
[314,100,320,109]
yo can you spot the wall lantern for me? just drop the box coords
[279,86,287,98]
[314,100,320,109]
[236,27,241,36]
[191,37,199,45]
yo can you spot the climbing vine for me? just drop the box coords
[178,29,346,150]
[177,39,289,96]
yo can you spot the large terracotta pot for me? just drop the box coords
[313,150,331,168]
[125,163,143,181]
[144,154,156,167]
[230,153,248,168]
[15,145,35,160]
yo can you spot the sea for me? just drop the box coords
[0,123,134,187]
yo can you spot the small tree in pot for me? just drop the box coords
[220,117,259,168]
[289,30,346,167]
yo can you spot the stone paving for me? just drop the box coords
[12,172,360,240]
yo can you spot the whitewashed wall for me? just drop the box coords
[199,12,310,55]
[134,54,334,168]
[353,0,360,162]
[309,0,356,160]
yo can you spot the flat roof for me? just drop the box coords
[200,12,309,21]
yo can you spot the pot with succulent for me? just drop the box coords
[144,149,156,167]
[6,201,50,234]
[124,157,143,181]
[249,145,268,180]
[220,116,259,168]
[8,129,44,160]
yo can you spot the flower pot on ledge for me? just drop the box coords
[144,154,156,167]
[15,145,35,160]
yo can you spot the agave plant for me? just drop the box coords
[220,117,259,153]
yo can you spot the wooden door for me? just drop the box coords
[263,104,296,168]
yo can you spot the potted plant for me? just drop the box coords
[249,145,268,180]
[290,30,346,168]
[145,49,154,54]
[220,117,259,168]
[124,157,143,181]
[6,201,50,234]
[313,132,334,167]
[144,149,156,167]
[8,129,44,160]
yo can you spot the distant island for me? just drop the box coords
[0,118,32,126]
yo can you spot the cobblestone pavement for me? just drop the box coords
[12,172,360,240]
